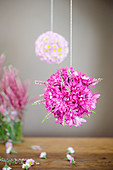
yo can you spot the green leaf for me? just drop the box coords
[36,161,40,164]
[29,146,32,148]
[66,151,71,154]
[42,115,48,123]
[11,149,17,154]
[92,110,96,114]
[43,155,47,159]
[67,68,71,75]
[42,112,51,123]
[72,160,75,164]
[8,62,11,66]
[63,116,66,126]
[52,105,55,110]
[4,163,9,168]
[32,102,36,105]
[70,108,72,112]
[25,166,29,170]
[64,158,68,160]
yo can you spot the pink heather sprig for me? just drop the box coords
[35,31,69,64]
[34,67,102,127]
[0,54,29,120]
[0,156,40,169]
[1,65,29,111]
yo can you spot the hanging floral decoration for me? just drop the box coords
[35,31,69,64]
[33,67,102,127]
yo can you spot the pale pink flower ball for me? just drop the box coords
[35,31,69,64]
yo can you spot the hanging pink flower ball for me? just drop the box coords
[35,31,69,64]
[34,67,102,127]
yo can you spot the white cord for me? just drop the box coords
[51,0,53,32]
[70,0,72,67]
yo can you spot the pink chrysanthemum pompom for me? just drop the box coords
[34,67,102,127]
[35,31,69,64]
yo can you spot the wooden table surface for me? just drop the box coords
[0,138,113,169]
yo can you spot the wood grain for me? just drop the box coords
[0,138,113,169]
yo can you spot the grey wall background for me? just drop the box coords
[0,0,113,137]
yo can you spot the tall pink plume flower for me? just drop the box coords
[0,54,29,120]
[35,31,69,64]
[34,67,102,127]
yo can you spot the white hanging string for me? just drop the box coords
[70,0,72,67]
[51,0,53,32]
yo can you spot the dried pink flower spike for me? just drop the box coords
[1,65,29,113]
[35,31,69,64]
[0,54,29,121]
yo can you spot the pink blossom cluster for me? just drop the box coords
[35,67,102,127]
[35,31,69,64]
[0,54,29,121]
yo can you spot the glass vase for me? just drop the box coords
[0,111,23,144]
